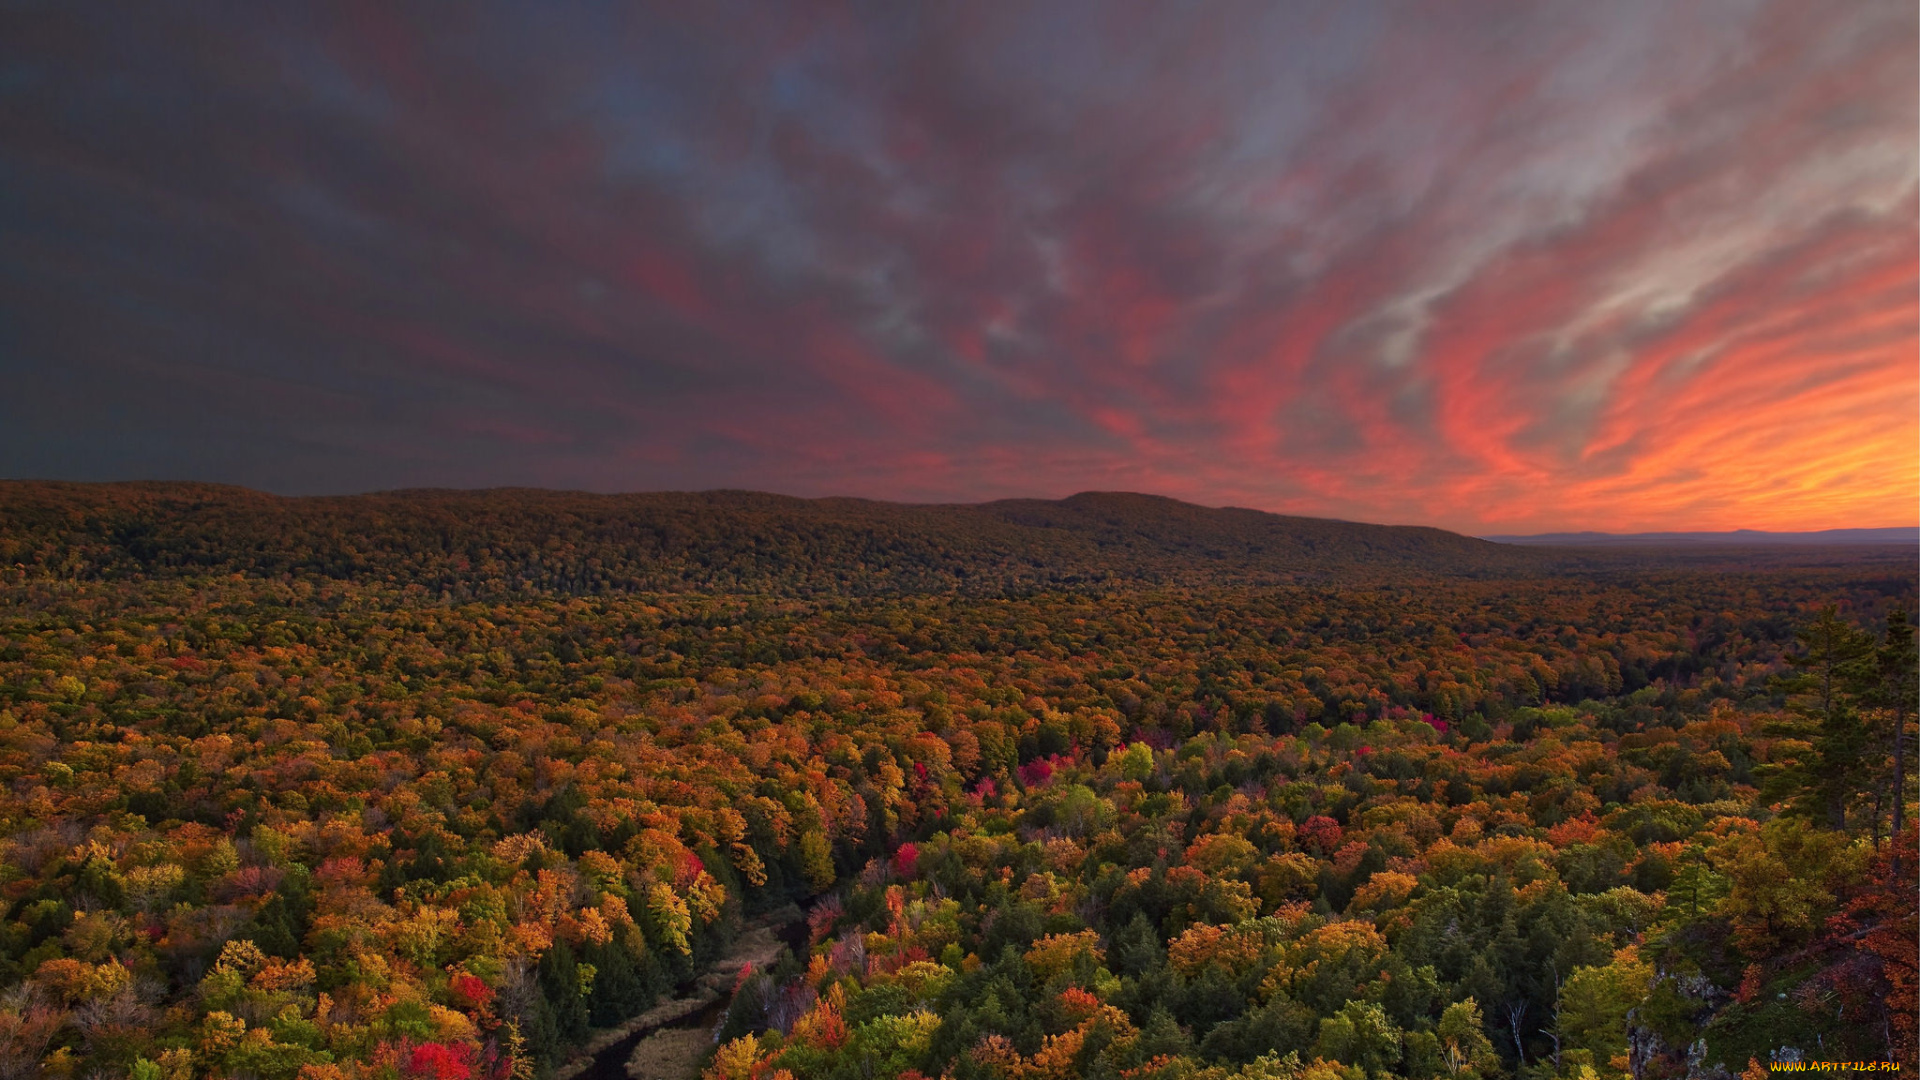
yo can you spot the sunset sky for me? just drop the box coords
[2,1,1914,534]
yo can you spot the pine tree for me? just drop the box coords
[1857,609,1918,865]
[1764,607,1876,829]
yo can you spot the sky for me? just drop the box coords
[1,1,1915,534]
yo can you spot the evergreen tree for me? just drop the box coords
[535,940,590,1059]
[1856,609,1918,859]
[584,938,651,1027]
[1765,607,1876,829]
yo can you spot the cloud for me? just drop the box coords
[0,0,1912,531]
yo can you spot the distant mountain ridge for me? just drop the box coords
[0,481,1543,595]
[1485,526,1919,546]
[5,482,1907,597]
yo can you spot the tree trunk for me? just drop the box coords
[1894,704,1908,837]
[1895,705,1908,881]
[1871,782,1884,849]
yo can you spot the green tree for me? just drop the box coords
[1666,845,1727,919]
[1436,998,1499,1079]
[1555,949,1652,1068]
[1314,1000,1403,1077]
[1856,609,1918,858]
[1765,607,1876,829]
[533,941,590,1060]
[799,830,837,890]
[1117,741,1156,783]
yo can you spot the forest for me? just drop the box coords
[0,484,1913,1080]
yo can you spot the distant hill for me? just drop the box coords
[1485,526,1919,546]
[0,482,1549,596]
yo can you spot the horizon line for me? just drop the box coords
[5,476,1916,538]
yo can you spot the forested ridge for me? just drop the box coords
[2,483,1866,598]
[0,484,1913,1080]
[0,483,1558,597]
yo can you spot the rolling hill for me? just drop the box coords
[0,482,1547,595]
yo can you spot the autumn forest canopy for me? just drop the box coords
[5,1,1916,1079]
[0,483,1914,1080]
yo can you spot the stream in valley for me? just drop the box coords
[556,905,813,1080]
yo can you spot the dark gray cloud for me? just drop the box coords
[0,0,1913,531]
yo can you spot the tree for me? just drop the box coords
[1716,819,1851,953]
[1555,947,1652,1070]
[533,942,589,1059]
[1855,609,1918,862]
[1314,1000,1403,1078]
[1116,741,1156,783]
[1436,998,1499,1079]
[799,831,837,891]
[1822,827,1918,1065]
[1765,607,1876,829]
[1666,845,1727,919]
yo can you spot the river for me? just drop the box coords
[553,904,813,1080]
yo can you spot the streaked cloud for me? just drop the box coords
[1,0,1912,531]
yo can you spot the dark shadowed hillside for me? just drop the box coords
[0,482,1556,595]
[977,492,1511,567]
